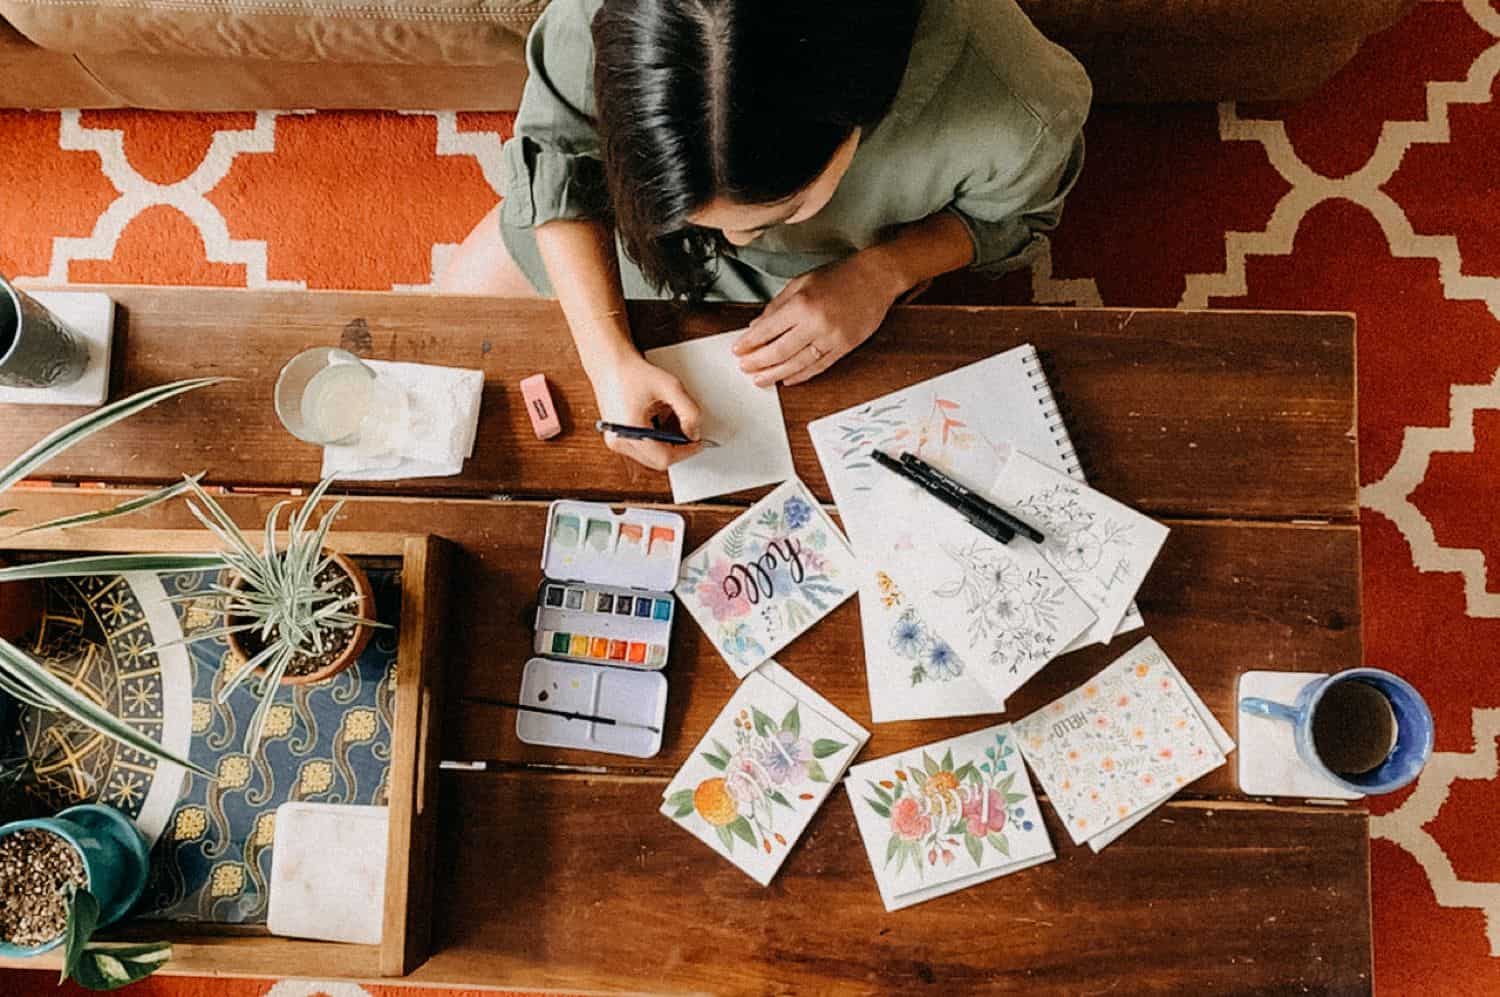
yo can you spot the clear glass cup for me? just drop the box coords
[274,348,409,455]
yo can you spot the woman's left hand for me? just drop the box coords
[734,251,908,386]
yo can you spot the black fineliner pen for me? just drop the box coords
[594,420,721,448]
[895,457,1016,543]
[870,450,1013,545]
[899,453,1046,544]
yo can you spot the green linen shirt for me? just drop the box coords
[499,0,1092,301]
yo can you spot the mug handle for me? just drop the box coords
[1239,697,1299,724]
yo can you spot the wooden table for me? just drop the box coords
[0,287,1369,994]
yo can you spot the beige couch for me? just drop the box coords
[0,0,1415,111]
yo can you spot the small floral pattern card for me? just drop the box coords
[677,478,859,677]
[660,661,868,885]
[861,568,1005,723]
[1014,638,1232,848]
[845,724,1055,911]
[989,449,1169,646]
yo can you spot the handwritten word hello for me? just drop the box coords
[721,539,806,604]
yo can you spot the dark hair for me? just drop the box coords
[592,0,920,300]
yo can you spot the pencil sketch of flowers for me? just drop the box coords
[1016,483,1135,582]
[935,541,1072,677]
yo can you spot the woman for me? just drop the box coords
[441,0,1091,471]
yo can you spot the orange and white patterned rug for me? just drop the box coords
[3,1,1500,994]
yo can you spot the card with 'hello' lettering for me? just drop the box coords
[676,479,859,677]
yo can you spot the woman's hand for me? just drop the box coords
[590,351,704,471]
[733,250,908,386]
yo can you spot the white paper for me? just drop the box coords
[845,723,1055,911]
[660,665,868,886]
[989,449,1170,645]
[646,330,796,503]
[676,479,860,677]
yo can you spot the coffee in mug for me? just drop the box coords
[1310,679,1396,776]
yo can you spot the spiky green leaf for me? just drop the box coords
[780,704,800,738]
[0,378,225,495]
[0,553,226,582]
[812,738,845,759]
[11,475,204,536]
[727,816,756,847]
[0,638,212,778]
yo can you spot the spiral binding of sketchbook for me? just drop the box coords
[1020,344,1083,479]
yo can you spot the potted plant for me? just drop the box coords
[0,803,170,989]
[167,476,384,755]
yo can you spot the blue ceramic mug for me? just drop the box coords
[1240,667,1433,795]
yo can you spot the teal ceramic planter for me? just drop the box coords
[0,804,149,957]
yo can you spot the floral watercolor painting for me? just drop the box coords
[1013,638,1229,847]
[845,724,1056,911]
[876,572,964,687]
[660,664,867,886]
[860,569,1006,723]
[676,479,858,678]
[663,702,847,856]
[988,450,1169,645]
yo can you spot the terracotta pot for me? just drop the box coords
[225,551,375,686]
[0,580,43,644]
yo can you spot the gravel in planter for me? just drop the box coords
[0,828,87,948]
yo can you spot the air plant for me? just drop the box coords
[0,378,226,779]
[161,475,387,756]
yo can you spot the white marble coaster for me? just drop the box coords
[268,802,388,944]
[1236,671,1362,800]
[0,291,114,406]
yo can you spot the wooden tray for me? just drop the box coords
[0,528,454,979]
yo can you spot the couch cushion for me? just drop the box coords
[0,15,121,105]
[0,0,537,65]
[1016,0,1415,43]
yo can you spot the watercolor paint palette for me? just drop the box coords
[516,657,667,757]
[536,501,686,671]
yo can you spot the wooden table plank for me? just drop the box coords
[0,287,1357,521]
[406,771,1372,995]
[0,491,1361,798]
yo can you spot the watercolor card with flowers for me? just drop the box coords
[1014,638,1234,850]
[676,478,859,678]
[660,661,868,886]
[845,724,1055,911]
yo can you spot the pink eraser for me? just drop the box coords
[520,374,562,440]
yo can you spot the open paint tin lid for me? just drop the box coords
[541,500,686,593]
[515,657,667,758]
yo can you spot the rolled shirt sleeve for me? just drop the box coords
[949,128,1085,272]
[946,6,1092,274]
[500,0,610,230]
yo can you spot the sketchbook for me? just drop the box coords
[809,344,1140,721]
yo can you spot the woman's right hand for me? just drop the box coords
[590,351,703,471]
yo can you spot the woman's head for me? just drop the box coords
[593,0,921,299]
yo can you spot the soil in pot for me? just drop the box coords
[0,828,86,948]
[232,560,361,679]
